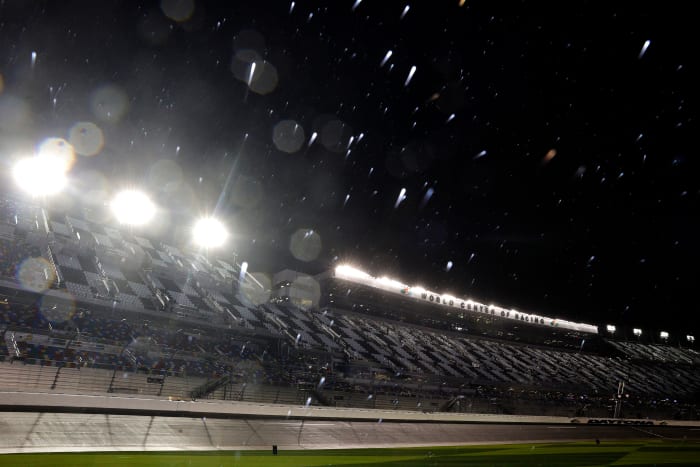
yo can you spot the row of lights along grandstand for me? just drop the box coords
[1,139,698,421]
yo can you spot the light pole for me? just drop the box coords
[613,380,625,419]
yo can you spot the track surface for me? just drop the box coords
[1,412,698,453]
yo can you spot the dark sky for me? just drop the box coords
[0,1,697,332]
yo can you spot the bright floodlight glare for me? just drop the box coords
[687,335,695,343]
[660,331,669,339]
[377,276,405,289]
[606,324,616,333]
[111,190,155,226]
[633,328,642,337]
[193,217,228,248]
[13,156,67,196]
[335,264,372,280]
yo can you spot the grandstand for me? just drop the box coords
[1,192,699,422]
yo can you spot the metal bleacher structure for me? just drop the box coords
[1,194,700,420]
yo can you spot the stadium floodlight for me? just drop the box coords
[660,331,669,340]
[606,324,616,334]
[110,190,156,226]
[687,335,695,343]
[335,264,372,280]
[12,155,67,196]
[633,328,642,337]
[193,217,228,248]
[377,276,405,289]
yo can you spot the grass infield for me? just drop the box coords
[1,440,699,466]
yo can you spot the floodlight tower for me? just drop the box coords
[613,380,625,419]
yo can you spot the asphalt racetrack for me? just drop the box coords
[1,412,698,453]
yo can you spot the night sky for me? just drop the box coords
[0,1,696,333]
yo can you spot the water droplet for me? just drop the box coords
[308,131,318,146]
[380,50,393,67]
[394,187,407,208]
[638,39,651,59]
[404,66,416,86]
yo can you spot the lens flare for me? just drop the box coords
[69,121,104,156]
[38,137,76,171]
[17,257,56,293]
[40,291,76,324]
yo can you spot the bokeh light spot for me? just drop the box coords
[289,275,321,309]
[273,120,305,153]
[40,291,76,324]
[17,257,56,293]
[320,119,353,153]
[542,148,557,164]
[289,229,322,262]
[0,95,31,131]
[69,121,104,157]
[239,272,271,306]
[90,84,129,123]
[160,0,195,22]
[230,49,263,83]
[248,60,278,95]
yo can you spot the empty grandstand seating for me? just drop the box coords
[1,193,699,421]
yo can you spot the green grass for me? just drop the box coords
[2,441,699,466]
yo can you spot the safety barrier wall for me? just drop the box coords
[2,390,698,427]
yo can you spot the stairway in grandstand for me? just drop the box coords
[190,374,231,400]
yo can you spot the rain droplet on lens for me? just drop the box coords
[404,66,416,86]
